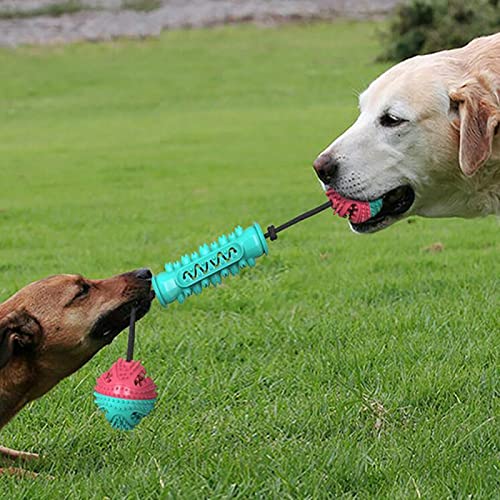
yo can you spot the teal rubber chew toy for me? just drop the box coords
[152,189,384,307]
[152,223,268,307]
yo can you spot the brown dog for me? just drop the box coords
[0,268,154,470]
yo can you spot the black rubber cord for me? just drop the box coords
[126,306,137,362]
[265,200,332,240]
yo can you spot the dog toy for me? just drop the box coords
[325,189,382,225]
[94,308,157,430]
[152,190,383,306]
[93,189,382,428]
[153,223,268,306]
[92,189,382,428]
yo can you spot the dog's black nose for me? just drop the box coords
[132,268,152,280]
[313,153,338,184]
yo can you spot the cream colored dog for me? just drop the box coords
[313,33,500,233]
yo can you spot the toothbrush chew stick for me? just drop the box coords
[152,189,384,308]
[152,201,332,308]
[152,223,269,307]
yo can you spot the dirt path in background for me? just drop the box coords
[0,0,399,47]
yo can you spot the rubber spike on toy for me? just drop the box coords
[152,223,268,307]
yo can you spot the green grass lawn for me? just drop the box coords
[0,22,498,498]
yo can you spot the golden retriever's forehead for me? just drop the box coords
[359,58,453,117]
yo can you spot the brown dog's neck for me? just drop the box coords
[0,361,38,430]
[0,354,95,431]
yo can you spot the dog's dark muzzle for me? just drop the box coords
[90,269,155,342]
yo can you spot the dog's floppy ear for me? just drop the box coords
[0,311,42,369]
[449,77,500,177]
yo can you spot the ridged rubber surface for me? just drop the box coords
[326,189,383,223]
[95,358,157,400]
[94,393,157,431]
[153,223,268,307]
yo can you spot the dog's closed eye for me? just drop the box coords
[65,282,91,306]
[74,283,90,300]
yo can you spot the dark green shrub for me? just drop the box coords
[379,0,500,61]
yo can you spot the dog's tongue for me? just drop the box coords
[326,189,383,224]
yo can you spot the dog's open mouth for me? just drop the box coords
[90,291,154,343]
[348,185,415,233]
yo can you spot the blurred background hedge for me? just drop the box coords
[379,0,500,61]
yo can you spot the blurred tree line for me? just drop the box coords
[379,0,500,60]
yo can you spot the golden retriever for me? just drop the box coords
[313,33,500,233]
